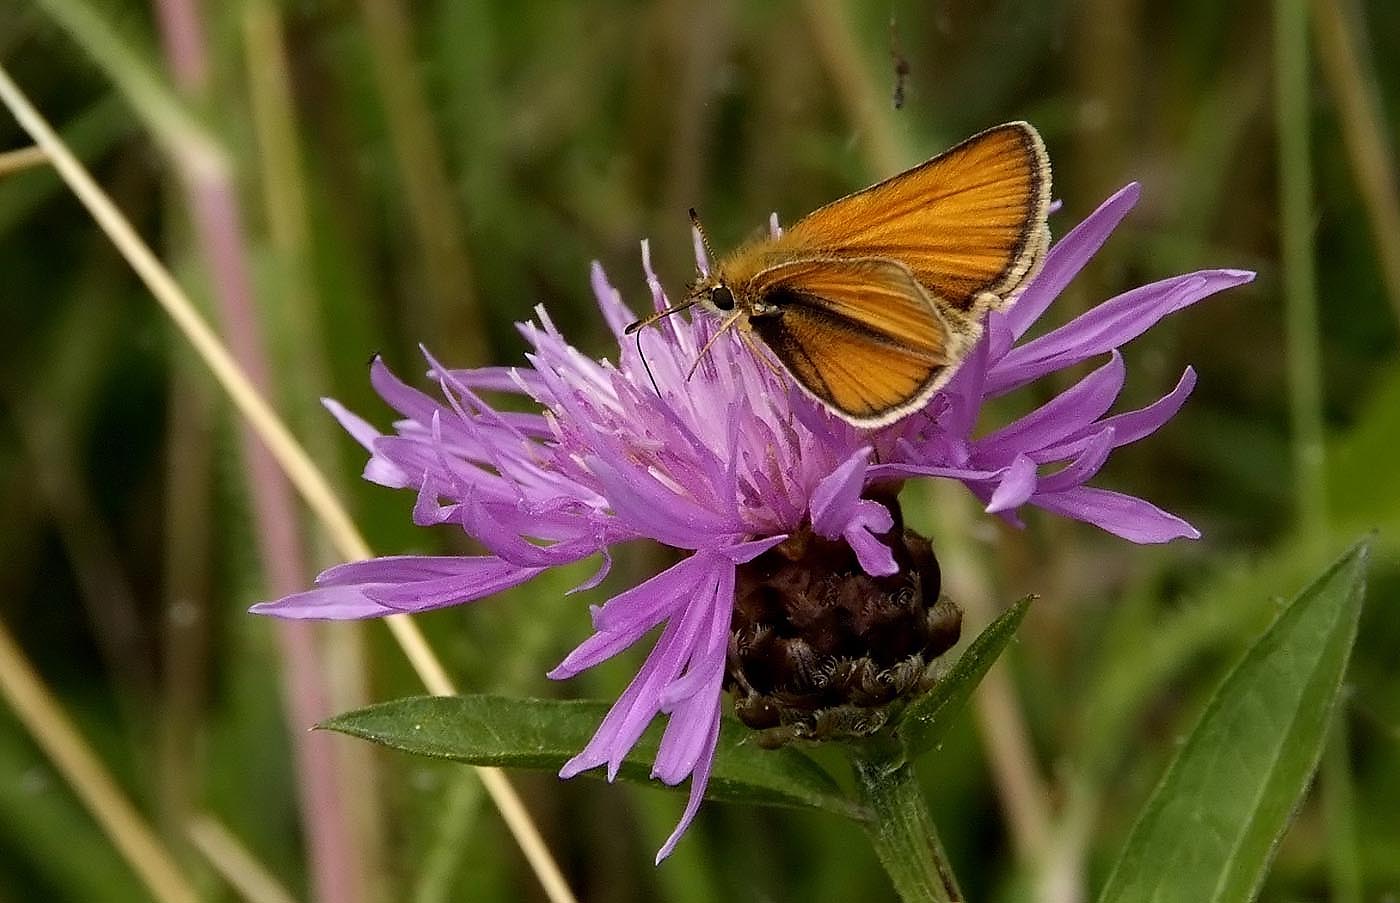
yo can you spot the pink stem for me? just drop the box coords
[151,4,362,902]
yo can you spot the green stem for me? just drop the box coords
[853,751,963,903]
[1321,713,1363,903]
[1275,0,1328,546]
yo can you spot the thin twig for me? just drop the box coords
[157,348,215,842]
[0,64,579,903]
[798,0,906,175]
[32,0,226,179]
[931,488,1054,862]
[149,1,363,898]
[187,814,301,903]
[1284,10,1354,903]
[1312,0,1400,330]
[358,0,487,364]
[0,621,199,903]
[240,3,387,893]
[0,144,47,175]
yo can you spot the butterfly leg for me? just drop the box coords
[738,328,786,380]
[685,310,746,381]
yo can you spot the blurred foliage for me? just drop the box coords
[0,0,1397,901]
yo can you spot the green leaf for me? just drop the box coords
[1097,539,1370,903]
[321,694,867,821]
[898,596,1032,761]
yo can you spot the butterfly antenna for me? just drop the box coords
[636,329,663,398]
[689,207,717,266]
[624,296,702,336]
[686,310,745,382]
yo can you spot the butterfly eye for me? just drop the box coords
[710,285,735,311]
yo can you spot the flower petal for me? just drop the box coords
[1036,428,1115,493]
[845,513,899,575]
[549,553,716,679]
[974,352,1126,458]
[249,584,399,620]
[989,269,1252,395]
[654,704,720,863]
[363,566,545,610]
[251,555,543,619]
[810,447,872,538]
[1004,183,1141,340]
[1033,486,1200,542]
[323,397,382,451]
[559,554,730,782]
[867,461,1006,482]
[1037,368,1197,461]
[986,454,1037,513]
[592,259,639,337]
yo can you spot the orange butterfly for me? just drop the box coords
[629,121,1052,428]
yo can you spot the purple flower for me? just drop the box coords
[253,182,1252,861]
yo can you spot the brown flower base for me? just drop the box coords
[725,498,962,748]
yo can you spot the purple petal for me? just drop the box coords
[656,563,734,713]
[717,535,789,563]
[845,510,898,575]
[586,454,741,549]
[592,260,638,337]
[989,269,1252,395]
[974,352,1125,457]
[867,462,1007,483]
[655,704,720,863]
[936,331,991,437]
[1039,368,1197,460]
[986,454,1037,513]
[363,566,545,610]
[1033,486,1200,543]
[600,569,718,778]
[323,397,381,451]
[1100,367,1197,444]
[1036,428,1115,493]
[807,448,900,574]
[460,493,603,567]
[1005,183,1141,340]
[369,355,444,426]
[314,555,496,586]
[810,447,872,538]
[549,553,715,679]
[440,365,545,396]
[252,555,544,619]
[559,556,729,781]
[250,584,400,620]
[567,549,613,595]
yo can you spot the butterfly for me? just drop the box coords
[628,121,1052,428]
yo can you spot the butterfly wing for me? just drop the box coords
[773,121,1051,313]
[744,257,959,426]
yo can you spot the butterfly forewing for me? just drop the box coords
[747,258,952,425]
[772,122,1050,311]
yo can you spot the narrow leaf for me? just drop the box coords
[1098,539,1369,903]
[321,694,866,821]
[899,596,1032,760]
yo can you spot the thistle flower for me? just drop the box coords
[253,182,1252,860]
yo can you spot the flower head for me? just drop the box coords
[254,182,1252,860]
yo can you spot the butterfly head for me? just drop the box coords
[684,268,743,316]
[705,282,736,313]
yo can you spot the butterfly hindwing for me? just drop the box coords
[746,257,955,426]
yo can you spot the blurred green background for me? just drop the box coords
[1,0,1398,900]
